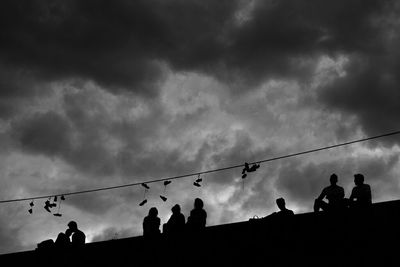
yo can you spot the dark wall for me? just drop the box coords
[2,200,400,266]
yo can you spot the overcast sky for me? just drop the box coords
[1,0,400,254]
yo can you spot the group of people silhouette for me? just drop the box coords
[261,173,372,220]
[37,220,86,252]
[40,173,371,251]
[314,173,372,212]
[143,198,207,237]
[54,221,86,249]
[42,198,206,251]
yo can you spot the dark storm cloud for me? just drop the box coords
[0,222,22,254]
[0,0,240,96]
[8,85,208,182]
[0,66,29,99]
[1,0,393,97]
[319,53,400,144]
[214,0,391,87]
[3,0,397,208]
[12,111,72,157]
[0,99,17,119]
[317,1,400,143]
[0,208,26,254]
[66,192,129,215]
[8,102,122,211]
[222,0,386,85]
[0,64,52,119]
[1,0,397,145]
[10,88,148,179]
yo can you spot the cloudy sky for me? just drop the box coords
[1,0,400,254]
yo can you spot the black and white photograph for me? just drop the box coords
[1,0,400,265]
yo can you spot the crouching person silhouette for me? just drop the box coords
[314,173,345,212]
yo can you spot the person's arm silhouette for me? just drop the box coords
[317,188,327,201]
[349,187,356,202]
[201,210,207,227]
[339,187,345,199]
[366,184,372,204]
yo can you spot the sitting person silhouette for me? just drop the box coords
[67,221,86,248]
[314,173,345,212]
[54,228,72,249]
[268,198,294,218]
[349,173,372,208]
[163,204,185,235]
[186,198,207,231]
[143,207,161,237]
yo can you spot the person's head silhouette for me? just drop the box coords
[68,221,78,232]
[65,228,73,237]
[149,207,158,217]
[194,198,204,209]
[171,204,181,214]
[276,198,286,211]
[330,173,338,185]
[354,173,364,186]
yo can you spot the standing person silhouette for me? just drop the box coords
[349,173,372,208]
[163,204,185,235]
[314,173,345,212]
[186,198,207,231]
[143,207,161,237]
[67,221,86,248]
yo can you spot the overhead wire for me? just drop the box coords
[1,130,399,204]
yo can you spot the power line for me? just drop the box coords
[1,130,399,204]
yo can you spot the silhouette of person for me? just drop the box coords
[314,173,345,212]
[349,173,372,208]
[270,198,294,218]
[67,221,86,248]
[186,198,207,231]
[54,229,72,250]
[143,207,161,237]
[163,204,185,235]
